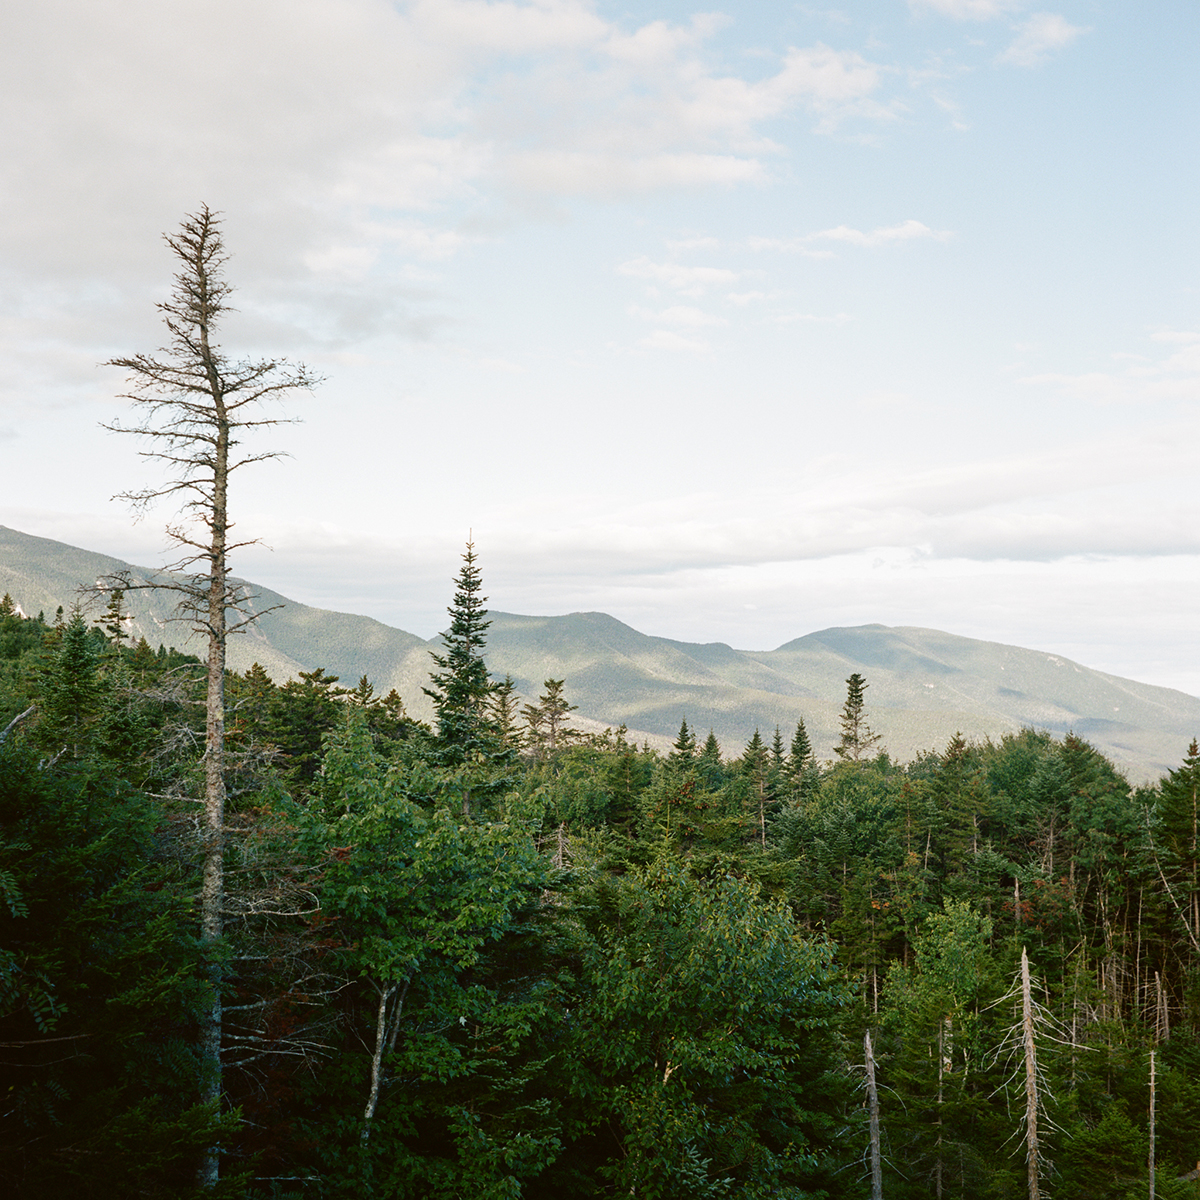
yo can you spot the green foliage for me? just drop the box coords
[0,740,231,1197]
[547,857,849,1198]
[423,541,505,772]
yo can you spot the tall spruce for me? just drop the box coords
[835,672,882,763]
[423,540,502,785]
[104,206,319,1188]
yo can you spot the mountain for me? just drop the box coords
[2,525,1197,781]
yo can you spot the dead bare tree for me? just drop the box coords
[865,1030,884,1200]
[105,205,320,1188]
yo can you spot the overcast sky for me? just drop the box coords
[3,0,1198,693]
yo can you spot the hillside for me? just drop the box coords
[2,525,1197,780]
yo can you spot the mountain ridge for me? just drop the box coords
[1,524,1196,781]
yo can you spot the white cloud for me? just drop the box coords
[771,311,854,324]
[911,0,1026,19]
[998,13,1088,67]
[750,219,952,254]
[617,257,741,295]
[504,151,765,195]
[637,329,711,353]
[1020,330,1200,404]
[726,291,768,306]
[629,305,727,327]
[811,218,953,246]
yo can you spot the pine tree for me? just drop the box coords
[835,673,882,763]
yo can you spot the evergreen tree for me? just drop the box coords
[95,587,130,652]
[786,717,816,803]
[835,672,882,763]
[488,673,522,750]
[36,614,105,760]
[698,729,725,790]
[521,678,580,761]
[423,540,498,765]
[668,717,696,768]
[743,728,771,849]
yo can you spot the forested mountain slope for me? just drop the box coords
[2,524,1197,779]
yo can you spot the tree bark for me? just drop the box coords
[1149,1047,1156,1200]
[1021,947,1041,1200]
[865,1030,883,1200]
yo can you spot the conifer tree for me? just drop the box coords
[786,718,816,802]
[489,674,522,750]
[423,540,506,800]
[522,678,579,761]
[835,673,882,763]
[698,729,724,789]
[668,717,696,768]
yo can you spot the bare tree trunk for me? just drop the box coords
[865,1031,883,1200]
[196,258,230,1196]
[1021,947,1041,1200]
[1148,1047,1156,1200]
[362,983,398,1140]
[362,976,411,1143]
[105,207,319,1189]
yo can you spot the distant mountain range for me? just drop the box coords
[2,524,1197,782]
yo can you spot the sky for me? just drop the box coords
[3,0,1199,693]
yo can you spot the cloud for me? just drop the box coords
[911,0,1026,19]
[1020,329,1200,404]
[617,257,742,295]
[637,329,711,353]
[629,305,727,327]
[503,152,765,195]
[770,311,853,324]
[811,218,953,246]
[998,13,1088,67]
[0,0,899,383]
[749,219,952,254]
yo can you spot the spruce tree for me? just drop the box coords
[668,718,696,768]
[835,673,882,763]
[522,678,579,761]
[785,718,816,804]
[423,540,503,775]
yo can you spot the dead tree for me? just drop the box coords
[105,205,319,1187]
[865,1030,883,1200]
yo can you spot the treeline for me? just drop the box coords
[2,575,1200,1199]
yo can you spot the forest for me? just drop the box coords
[4,208,1198,1199]
[2,559,1200,1199]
